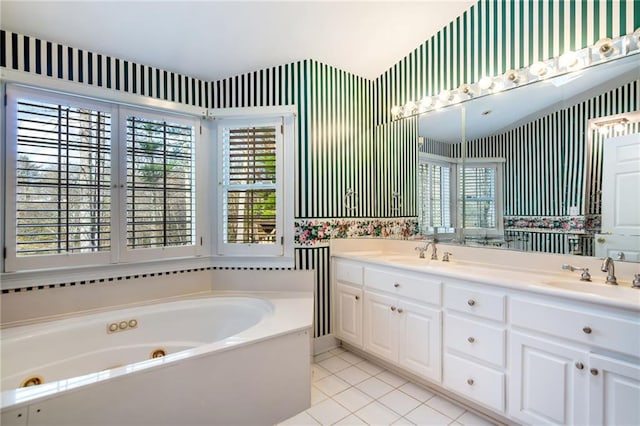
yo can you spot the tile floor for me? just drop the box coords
[278,347,498,426]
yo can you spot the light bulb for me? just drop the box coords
[391,105,401,116]
[529,61,549,77]
[404,101,416,115]
[438,90,451,102]
[504,69,520,84]
[478,76,493,90]
[598,126,610,136]
[559,51,581,69]
[420,96,433,108]
[595,37,614,57]
[614,123,625,133]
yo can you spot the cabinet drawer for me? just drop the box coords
[511,297,640,357]
[334,259,363,286]
[445,313,506,367]
[444,284,505,322]
[364,267,441,305]
[444,353,505,413]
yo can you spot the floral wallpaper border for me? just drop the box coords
[504,215,601,234]
[294,218,419,246]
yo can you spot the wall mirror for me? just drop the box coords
[415,52,639,262]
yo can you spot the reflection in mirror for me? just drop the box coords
[417,53,639,261]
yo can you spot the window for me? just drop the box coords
[418,154,454,235]
[213,111,294,263]
[459,161,504,236]
[4,85,199,272]
[125,112,195,251]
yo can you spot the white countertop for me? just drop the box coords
[333,250,640,312]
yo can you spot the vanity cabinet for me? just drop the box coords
[509,296,640,426]
[362,266,442,382]
[443,283,507,413]
[333,260,364,347]
[331,255,640,426]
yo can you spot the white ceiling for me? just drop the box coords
[0,0,474,82]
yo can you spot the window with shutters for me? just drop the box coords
[418,155,454,236]
[4,85,199,272]
[459,161,504,236]
[125,111,195,252]
[217,117,283,256]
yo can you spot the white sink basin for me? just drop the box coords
[540,279,640,301]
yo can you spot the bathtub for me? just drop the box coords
[0,295,313,426]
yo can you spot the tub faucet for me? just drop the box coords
[601,257,617,285]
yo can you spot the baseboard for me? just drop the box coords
[313,334,339,355]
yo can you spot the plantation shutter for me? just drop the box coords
[461,166,497,228]
[418,161,452,234]
[14,99,112,256]
[221,123,278,245]
[126,116,195,249]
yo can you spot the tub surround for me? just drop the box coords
[1,269,313,327]
[1,291,314,425]
[331,238,640,425]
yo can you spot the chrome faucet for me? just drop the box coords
[415,239,438,260]
[601,257,617,285]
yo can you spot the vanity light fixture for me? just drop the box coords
[389,29,639,120]
[593,117,629,136]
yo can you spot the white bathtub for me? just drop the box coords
[0,294,313,426]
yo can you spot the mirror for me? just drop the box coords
[416,53,639,261]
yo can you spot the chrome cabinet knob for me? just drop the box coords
[583,326,592,334]
[590,368,599,376]
[394,283,400,288]
[467,299,476,306]
[355,295,359,300]
[397,308,404,314]
[467,337,475,343]
[575,362,584,370]
[391,306,397,311]
[467,379,474,385]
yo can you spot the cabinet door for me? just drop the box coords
[509,332,589,426]
[335,283,363,346]
[589,353,640,426]
[363,291,397,362]
[397,299,442,383]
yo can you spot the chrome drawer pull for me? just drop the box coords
[467,379,474,385]
[583,326,592,334]
[467,299,476,306]
[467,337,475,343]
[575,362,584,370]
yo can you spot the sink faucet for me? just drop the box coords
[601,257,617,285]
[415,239,438,260]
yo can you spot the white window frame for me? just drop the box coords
[209,107,295,267]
